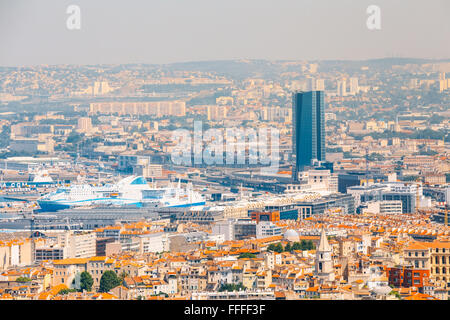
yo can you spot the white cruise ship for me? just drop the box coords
[37,176,205,212]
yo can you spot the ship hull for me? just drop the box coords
[167,201,206,208]
[37,200,71,212]
[38,199,206,212]
[37,199,142,212]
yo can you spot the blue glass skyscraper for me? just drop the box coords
[292,91,325,180]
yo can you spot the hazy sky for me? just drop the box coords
[0,0,449,66]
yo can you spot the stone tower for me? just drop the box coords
[315,227,335,282]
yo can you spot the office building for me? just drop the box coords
[361,200,403,215]
[307,78,325,91]
[256,222,282,239]
[297,193,356,219]
[207,105,228,121]
[77,117,93,133]
[337,79,347,96]
[89,101,186,117]
[57,231,97,258]
[212,219,257,241]
[337,171,392,193]
[348,182,431,214]
[292,91,325,180]
[34,246,67,262]
[349,77,359,95]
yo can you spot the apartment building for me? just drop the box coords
[57,232,97,259]
[90,101,186,117]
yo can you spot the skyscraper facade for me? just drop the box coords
[292,91,325,180]
[349,77,359,95]
[337,79,347,96]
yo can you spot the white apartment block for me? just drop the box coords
[57,231,97,258]
[362,200,403,215]
[89,101,186,117]
[256,221,282,239]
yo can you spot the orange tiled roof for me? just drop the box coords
[53,258,88,265]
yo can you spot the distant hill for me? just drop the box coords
[157,57,450,79]
[163,59,281,80]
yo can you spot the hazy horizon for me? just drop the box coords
[1,0,449,67]
[2,57,450,69]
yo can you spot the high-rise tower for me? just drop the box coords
[349,77,359,95]
[292,91,325,181]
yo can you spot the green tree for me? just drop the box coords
[218,283,246,292]
[300,240,307,249]
[306,240,315,250]
[66,131,84,144]
[238,252,256,259]
[284,243,292,252]
[290,240,316,251]
[389,290,401,299]
[367,153,385,161]
[58,288,77,295]
[99,270,121,293]
[152,292,169,297]
[291,242,301,251]
[79,271,94,292]
[274,243,283,253]
[16,277,32,283]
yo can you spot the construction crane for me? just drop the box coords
[445,203,448,227]
[415,177,421,215]
[365,147,369,185]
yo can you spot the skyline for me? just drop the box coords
[1,0,450,67]
[2,56,450,69]
[0,0,449,304]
